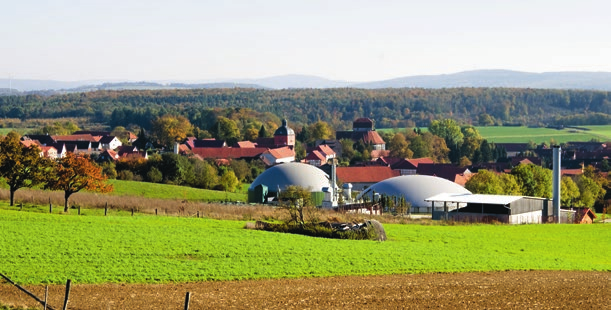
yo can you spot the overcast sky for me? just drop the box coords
[1,0,610,82]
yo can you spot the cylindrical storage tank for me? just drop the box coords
[343,183,353,202]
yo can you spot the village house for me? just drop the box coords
[305,144,336,167]
[260,146,295,166]
[336,118,386,151]
[416,163,473,186]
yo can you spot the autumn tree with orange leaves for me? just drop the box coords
[0,132,51,206]
[45,152,113,211]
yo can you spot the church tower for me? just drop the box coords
[274,119,295,147]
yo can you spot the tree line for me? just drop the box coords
[465,165,607,210]
[2,88,611,132]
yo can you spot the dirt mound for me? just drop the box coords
[1,271,608,309]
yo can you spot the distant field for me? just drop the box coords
[379,125,611,143]
[475,126,611,143]
[0,209,608,285]
[107,179,247,202]
[0,128,30,135]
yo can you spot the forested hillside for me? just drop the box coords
[1,88,611,130]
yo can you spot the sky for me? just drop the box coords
[1,0,610,82]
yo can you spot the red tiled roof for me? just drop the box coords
[264,146,295,159]
[20,140,40,148]
[336,166,400,183]
[236,141,257,148]
[317,144,335,156]
[370,150,390,159]
[354,117,373,124]
[407,157,434,166]
[191,147,268,159]
[453,173,472,186]
[305,150,326,161]
[416,163,472,183]
[102,149,119,160]
[561,169,583,176]
[52,134,99,142]
[389,157,433,170]
[362,131,385,145]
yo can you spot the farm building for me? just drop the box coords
[562,207,597,224]
[425,193,550,224]
[248,162,336,206]
[356,175,471,213]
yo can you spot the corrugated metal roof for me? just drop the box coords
[425,193,530,205]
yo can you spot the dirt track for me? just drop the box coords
[1,271,609,309]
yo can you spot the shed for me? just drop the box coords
[248,184,269,204]
[426,193,549,224]
[565,207,597,224]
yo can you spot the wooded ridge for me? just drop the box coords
[1,87,610,130]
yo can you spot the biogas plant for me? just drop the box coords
[249,147,570,224]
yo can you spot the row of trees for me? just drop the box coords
[107,153,258,193]
[379,119,505,165]
[465,165,607,209]
[0,133,112,210]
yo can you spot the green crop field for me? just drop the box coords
[379,125,611,144]
[106,179,247,202]
[474,126,611,144]
[1,209,609,285]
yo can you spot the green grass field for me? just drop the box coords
[0,128,30,136]
[1,209,609,285]
[379,125,611,144]
[105,179,248,202]
[474,126,611,144]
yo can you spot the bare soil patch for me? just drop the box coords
[1,271,608,309]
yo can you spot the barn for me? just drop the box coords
[425,193,550,224]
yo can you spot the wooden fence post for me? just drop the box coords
[155,208,158,215]
[62,279,71,310]
[0,273,55,310]
[104,203,108,216]
[131,208,134,216]
[49,198,52,213]
[44,285,49,310]
[197,211,199,218]
[184,292,191,310]
[78,206,81,215]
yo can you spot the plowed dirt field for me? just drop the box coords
[1,271,608,309]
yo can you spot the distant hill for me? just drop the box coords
[230,74,352,89]
[3,70,611,92]
[352,70,611,90]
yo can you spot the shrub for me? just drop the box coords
[147,167,163,183]
[117,170,134,181]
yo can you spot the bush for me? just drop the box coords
[117,170,134,181]
[147,167,163,183]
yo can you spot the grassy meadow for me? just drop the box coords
[380,125,611,144]
[1,209,609,285]
[475,126,611,144]
[106,179,248,202]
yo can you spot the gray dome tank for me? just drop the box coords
[357,175,471,212]
[248,162,333,205]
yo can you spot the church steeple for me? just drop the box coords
[274,119,295,147]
